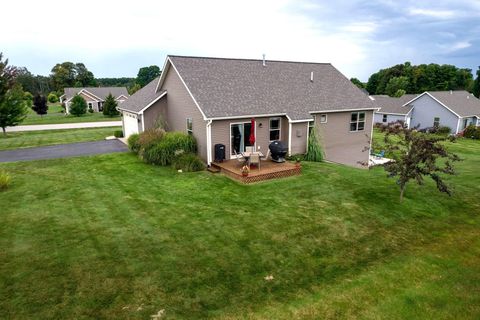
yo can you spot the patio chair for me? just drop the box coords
[245,146,255,153]
[374,150,385,159]
[233,149,246,166]
[260,149,270,161]
[249,153,261,170]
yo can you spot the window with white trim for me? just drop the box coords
[433,117,440,127]
[269,118,281,141]
[186,118,193,135]
[350,112,365,132]
[319,114,327,123]
[382,114,388,123]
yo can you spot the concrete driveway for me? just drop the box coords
[0,140,128,163]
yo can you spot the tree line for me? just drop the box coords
[351,62,480,98]
[15,62,161,97]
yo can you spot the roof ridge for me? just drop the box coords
[168,54,332,66]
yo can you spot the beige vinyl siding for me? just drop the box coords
[211,116,290,160]
[143,96,168,130]
[159,65,208,160]
[290,122,308,154]
[316,110,373,168]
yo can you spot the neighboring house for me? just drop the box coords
[372,91,480,134]
[371,94,418,127]
[60,87,129,114]
[118,55,377,168]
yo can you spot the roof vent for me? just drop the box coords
[467,95,470,99]
[262,54,266,67]
[310,72,314,82]
[450,90,453,94]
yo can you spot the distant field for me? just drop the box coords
[23,103,120,125]
[0,127,121,150]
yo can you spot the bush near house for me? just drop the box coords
[47,92,58,103]
[172,153,205,172]
[127,133,140,153]
[69,95,87,116]
[113,130,123,138]
[137,128,165,155]
[463,125,480,139]
[143,132,197,166]
[419,126,451,135]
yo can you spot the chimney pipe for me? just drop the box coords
[310,71,314,82]
[262,54,266,67]
[450,90,453,94]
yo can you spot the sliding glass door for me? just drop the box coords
[231,122,253,155]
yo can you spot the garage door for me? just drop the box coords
[123,113,140,138]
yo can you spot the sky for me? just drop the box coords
[1,0,479,81]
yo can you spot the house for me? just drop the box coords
[60,87,129,114]
[118,55,377,168]
[372,91,480,134]
[371,94,418,127]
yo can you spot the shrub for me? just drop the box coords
[69,95,87,116]
[114,130,124,138]
[172,153,205,172]
[143,132,197,166]
[88,106,94,113]
[138,128,165,154]
[463,125,480,139]
[0,170,11,191]
[47,92,58,103]
[103,93,119,117]
[127,133,140,153]
[436,126,451,135]
[304,127,323,162]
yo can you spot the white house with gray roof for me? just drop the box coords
[372,91,480,134]
[60,87,129,114]
[119,55,377,168]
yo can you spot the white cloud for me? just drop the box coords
[408,8,456,19]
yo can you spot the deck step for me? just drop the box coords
[207,166,221,173]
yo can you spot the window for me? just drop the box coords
[350,112,365,132]
[88,102,93,109]
[382,114,388,123]
[186,118,193,135]
[269,118,281,141]
[319,114,327,123]
[98,102,103,112]
[308,121,315,135]
[433,117,440,127]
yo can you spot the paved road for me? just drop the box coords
[0,140,128,163]
[6,121,122,132]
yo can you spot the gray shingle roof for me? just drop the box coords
[64,87,129,101]
[425,91,480,117]
[370,94,418,115]
[117,77,164,113]
[166,56,376,120]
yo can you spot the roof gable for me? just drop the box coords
[64,87,129,101]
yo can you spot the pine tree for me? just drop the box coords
[69,95,87,116]
[102,93,119,116]
[32,94,48,116]
[473,66,480,98]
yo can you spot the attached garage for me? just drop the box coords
[122,111,142,138]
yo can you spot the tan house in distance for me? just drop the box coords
[118,55,377,168]
[60,87,129,114]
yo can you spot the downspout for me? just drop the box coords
[206,119,213,165]
[288,121,292,156]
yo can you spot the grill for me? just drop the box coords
[269,141,288,163]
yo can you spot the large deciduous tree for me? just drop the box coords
[50,62,97,92]
[102,93,119,116]
[0,53,27,135]
[32,94,48,116]
[136,65,161,87]
[377,122,460,202]
[473,66,480,98]
[69,94,87,116]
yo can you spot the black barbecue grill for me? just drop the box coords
[269,141,288,163]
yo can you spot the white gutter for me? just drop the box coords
[288,121,292,156]
[206,119,213,165]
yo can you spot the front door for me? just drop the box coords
[230,122,253,157]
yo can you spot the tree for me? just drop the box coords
[128,83,141,95]
[350,78,365,89]
[102,93,119,116]
[32,94,48,116]
[304,127,323,162]
[136,65,161,87]
[47,92,58,103]
[393,89,406,97]
[50,62,97,92]
[69,94,87,116]
[74,63,97,87]
[377,122,460,202]
[385,76,409,97]
[24,91,33,108]
[0,53,17,98]
[0,84,28,135]
[473,66,480,98]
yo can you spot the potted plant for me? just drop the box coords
[241,165,250,177]
[295,157,301,168]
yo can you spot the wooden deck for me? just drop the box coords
[211,159,301,183]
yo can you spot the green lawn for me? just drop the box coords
[0,138,479,319]
[0,127,121,150]
[23,103,120,125]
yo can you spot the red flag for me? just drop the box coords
[249,118,256,146]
